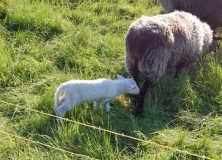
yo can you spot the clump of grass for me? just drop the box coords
[0,52,50,87]
[53,27,123,79]
[3,0,72,37]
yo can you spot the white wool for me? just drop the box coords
[54,75,139,122]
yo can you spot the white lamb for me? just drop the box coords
[54,75,139,122]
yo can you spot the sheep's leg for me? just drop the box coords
[131,66,140,106]
[175,61,186,80]
[214,40,220,52]
[135,79,150,115]
[102,99,112,119]
[93,101,102,114]
[56,99,77,124]
[131,66,139,86]
[105,102,110,113]
[212,31,222,52]
[216,41,219,51]
[105,102,111,119]
[175,67,182,80]
[56,104,66,125]
[211,38,219,52]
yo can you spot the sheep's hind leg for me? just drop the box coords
[213,32,222,52]
[175,62,186,80]
[56,99,77,124]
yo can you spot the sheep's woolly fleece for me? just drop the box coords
[125,11,212,84]
[124,11,213,114]
[159,0,222,30]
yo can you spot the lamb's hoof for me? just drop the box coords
[57,118,63,125]
[107,113,110,120]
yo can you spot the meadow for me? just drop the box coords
[0,0,222,159]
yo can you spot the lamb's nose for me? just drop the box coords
[136,90,140,94]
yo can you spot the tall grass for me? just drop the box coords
[0,0,222,159]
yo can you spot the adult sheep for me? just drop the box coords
[159,0,222,50]
[125,11,213,115]
[55,75,139,123]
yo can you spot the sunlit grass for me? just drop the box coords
[0,0,222,159]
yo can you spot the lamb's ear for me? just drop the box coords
[117,74,125,80]
[125,84,135,90]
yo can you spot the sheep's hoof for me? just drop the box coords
[135,107,142,113]
[134,108,144,119]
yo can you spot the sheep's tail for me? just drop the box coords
[54,84,65,109]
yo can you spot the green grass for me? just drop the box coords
[0,0,222,159]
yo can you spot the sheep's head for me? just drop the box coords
[125,82,140,95]
[117,75,140,95]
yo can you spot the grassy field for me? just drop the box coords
[0,0,222,159]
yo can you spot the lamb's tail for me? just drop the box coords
[54,84,65,109]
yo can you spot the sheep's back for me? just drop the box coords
[162,11,212,68]
[159,0,222,30]
[63,79,117,103]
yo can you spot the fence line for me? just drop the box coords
[0,99,215,160]
[0,130,98,160]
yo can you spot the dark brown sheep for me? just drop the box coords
[125,11,213,115]
[159,0,222,50]
[159,0,222,31]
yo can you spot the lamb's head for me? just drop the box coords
[117,75,140,95]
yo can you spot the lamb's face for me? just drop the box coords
[125,79,140,95]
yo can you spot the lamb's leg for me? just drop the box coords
[56,104,67,125]
[105,102,111,119]
[55,95,66,114]
[105,102,110,113]
[93,101,102,114]
[56,99,77,124]
[102,99,112,119]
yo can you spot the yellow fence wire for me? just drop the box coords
[0,99,215,160]
[0,130,98,160]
